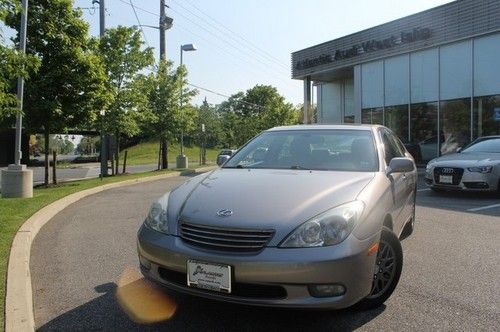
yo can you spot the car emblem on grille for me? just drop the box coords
[442,168,454,174]
[216,209,233,217]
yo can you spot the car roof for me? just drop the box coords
[266,124,381,132]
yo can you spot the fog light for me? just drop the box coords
[139,255,151,270]
[308,284,346,297]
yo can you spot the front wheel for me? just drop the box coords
[356,227,403,310]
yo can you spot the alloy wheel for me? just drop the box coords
[367,240,397,299]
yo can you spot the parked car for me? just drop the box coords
[137,125,417,310]
[216,149,237,166]
[425,135,500,192]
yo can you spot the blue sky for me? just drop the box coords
[71,1,452,105]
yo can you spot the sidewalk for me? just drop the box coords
[0,163,178,189]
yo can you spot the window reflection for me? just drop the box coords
[473,95,500,138]
[361,108,384,125]
[384,105,409,143]
[440,98,471,155]
[410,102,438,162]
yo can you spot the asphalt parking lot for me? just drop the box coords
[30,172,500,331]
[416,172,500,217]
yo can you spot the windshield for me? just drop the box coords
[462,138,500,153]
[223,129,378,171]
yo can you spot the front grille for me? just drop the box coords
[434,167,464,185]
[158,267,287,299]
[179,222,274,252]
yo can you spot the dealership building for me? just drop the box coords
[292,0,500,161]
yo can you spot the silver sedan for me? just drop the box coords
[425,136,500,192]
[137,125,417,310]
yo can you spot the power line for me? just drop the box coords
[182,0,288,70]
[129,0,157,68]
[119,0,292,80]
[170,0,289,71]
[118,0,159,17]
[172,22,293,88]
[188,83,266,111]
[167,6,291,79]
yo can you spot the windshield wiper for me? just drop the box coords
[290,165,310,170]
[224,164,245,169]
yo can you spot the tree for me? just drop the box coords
[143,60,197,169]
[195,98,222,150]
[0,0,38,120]
[6,0,110,186]
[218,85,299,147]
[97,26,154,174]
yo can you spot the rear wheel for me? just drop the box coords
[356,227,403,310]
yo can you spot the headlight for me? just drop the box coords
[280,201,365,248]
[426,163,433,172]
[467,166,493,173]
[144,196,169,233]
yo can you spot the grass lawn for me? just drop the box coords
[0,168,188,330]
[120,141,219,166]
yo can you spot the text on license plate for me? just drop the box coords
[187,260,232,293]
[439,175,453,184]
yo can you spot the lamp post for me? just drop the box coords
[1,0,33,198]
[176,43,197,169]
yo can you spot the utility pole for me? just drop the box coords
[99,0,108,177]
[160,0,166,61]
[1,0,33,198]
[159,0,173,169]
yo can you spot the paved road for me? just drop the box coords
[0,163,170,189]
[31,174,500,331]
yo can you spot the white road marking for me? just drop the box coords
[467,203,500,212]
[417,188,431,192]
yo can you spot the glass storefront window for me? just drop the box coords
[344,115,355,123]
[473,95,500,138]
[384,105,409,143]
[410,102,438,162]
[440,98,471,155]
[361,108,383,125]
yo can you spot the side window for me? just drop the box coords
[380,130,404,165]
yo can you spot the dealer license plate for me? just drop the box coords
[439,175,453,184]
[187,260,232,293]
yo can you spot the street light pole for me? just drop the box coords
[14,0,28,166]
[1,0,33,198]
[176,43,197,169]
[99,0,108,178]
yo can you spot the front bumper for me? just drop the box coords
[425,167,498,192]
[137,225,380,309]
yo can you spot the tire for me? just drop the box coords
[356,226,403,310]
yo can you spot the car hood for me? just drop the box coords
[430,152,500,166]
[175,168,374,241]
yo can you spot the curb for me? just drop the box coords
[5,166,216,332]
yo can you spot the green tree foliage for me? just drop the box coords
[97,26,154,173]
[5,0,109,185]
[0,0,38,119]
[194,98,222,149]
[218,85,299,147]
[36,135,75,155]
[142,60,197,168]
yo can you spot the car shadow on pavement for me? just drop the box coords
[417,189,500,217]
[38,280,385,332]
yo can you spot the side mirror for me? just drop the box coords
[456,147,462,153]
[386,157,415,176]
[217,155,231,166]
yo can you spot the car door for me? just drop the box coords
[379,129,408,233]
[389,131,417,225]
